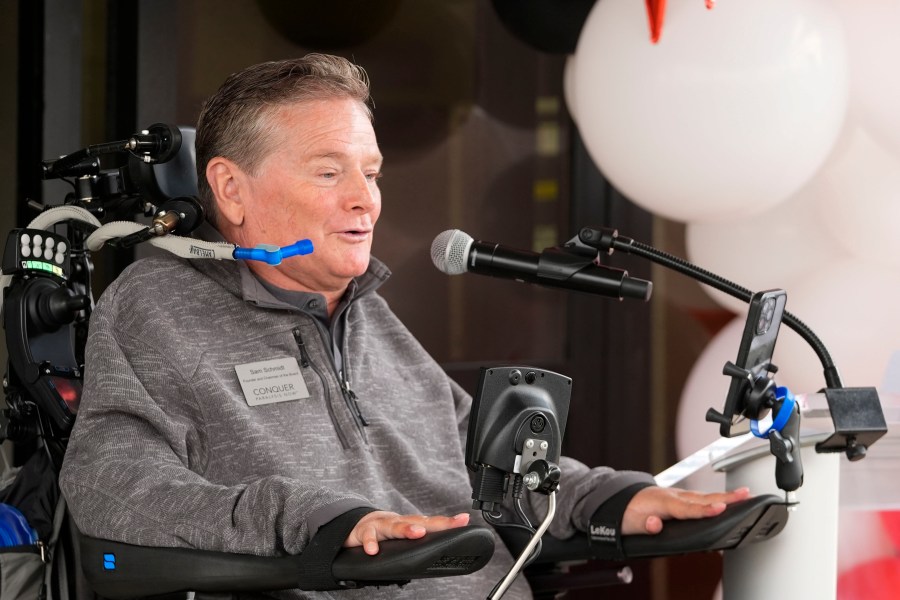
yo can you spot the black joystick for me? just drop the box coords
[26,279,90,333]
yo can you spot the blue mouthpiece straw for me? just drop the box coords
[232,240,314,266]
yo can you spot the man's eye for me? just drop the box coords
[321,172,337,179]
[366,172,383,182]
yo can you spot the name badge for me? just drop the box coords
[235,357,310,406]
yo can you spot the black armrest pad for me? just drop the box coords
[498,494,789,565]
[332,526,495,585]
[622,493,788,558]
[80,526,495,599]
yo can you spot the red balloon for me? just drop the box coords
[837,557,900,600]
[879,511,900,551]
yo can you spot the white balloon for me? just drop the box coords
[809,126,900,269]
[832,0,900,158]
[773,260,900,393]
[685,180,848,314]
[677,318,741,459]
[573,0,848,223]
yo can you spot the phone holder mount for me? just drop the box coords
[465,366,570,599]
[716,356,804,495]
[572,226,887,475]
[716,360,778,425]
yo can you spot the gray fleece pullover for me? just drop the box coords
[59,253,653,599]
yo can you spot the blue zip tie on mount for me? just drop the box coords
[750,386,795,438]
[232,239,313,265]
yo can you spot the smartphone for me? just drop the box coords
[716,289,787,437]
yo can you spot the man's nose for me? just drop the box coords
[346,171,379,211]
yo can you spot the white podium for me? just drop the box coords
[657,391,898,600]
[714,434,840,600]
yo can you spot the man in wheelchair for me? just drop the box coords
[51,53,749,599]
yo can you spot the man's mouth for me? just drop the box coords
[337,229,371,240]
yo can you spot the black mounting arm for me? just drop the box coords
[573,226,887,462]
[42,123,182,180]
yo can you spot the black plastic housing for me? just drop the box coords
[815,387,888,460]
[465,366,571,476]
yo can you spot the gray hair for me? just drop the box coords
[195,53,372,226]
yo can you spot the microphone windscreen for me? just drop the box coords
[431,229,473,275]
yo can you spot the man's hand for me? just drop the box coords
[622,486,752,535]
[344,511,471,555]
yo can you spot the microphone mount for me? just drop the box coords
[43,123,183,181]
[573,226,887,462]
[38,123,194,230]
[431,229,652,302]
[536,246,652,302]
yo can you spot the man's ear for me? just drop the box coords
[206,157,248,227]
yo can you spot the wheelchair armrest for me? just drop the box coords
[80,526,495,599]
[623,493,788,558]
[498,493,789,564]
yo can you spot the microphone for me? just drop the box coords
[431,229,652,301]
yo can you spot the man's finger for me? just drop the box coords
[416,513,470,532]
[382,513,469,536]
[350,512,472,554]
[644,515,663,534]
[361,523,380,555]
[668,499,727,520]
